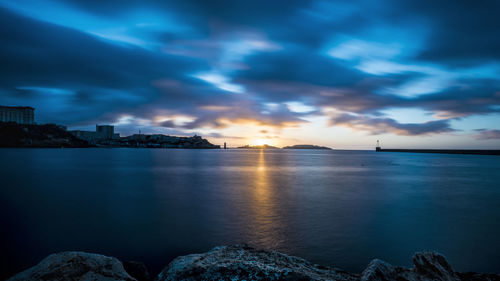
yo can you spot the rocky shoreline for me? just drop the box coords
[6,245,499,281]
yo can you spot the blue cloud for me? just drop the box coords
[0,0,499,138]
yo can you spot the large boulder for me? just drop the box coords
[360,259,405,281]
[157,245,358,281]
[7,251,136,281]
[412,251,459,281]
[361,251,460,281]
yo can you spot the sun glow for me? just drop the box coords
[251,138,271,146]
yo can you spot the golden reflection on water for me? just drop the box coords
[248,149,284,248]
[255,150,270,198]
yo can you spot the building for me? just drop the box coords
[96,125,115,139]
[0,106,34,124]
[69,124,118,143]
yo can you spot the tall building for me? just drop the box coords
[0,106,34,124]
[96,125,114,139]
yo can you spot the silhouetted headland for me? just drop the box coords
[0,122,90,148]
[283,144,332,150]
[0,105,220,148]
[376,147,500,155]
[0,122,219,149]
[109,134,219,149]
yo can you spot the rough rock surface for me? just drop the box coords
[361,251,465,281]
[157,245,358,281]
[123,261,152,281]
[7,251,136,281]
[412,251,459,281]
[457,272,500,281]
[6,246,500,281]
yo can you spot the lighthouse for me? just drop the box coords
[376,140,381,151]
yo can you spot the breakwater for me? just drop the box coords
[376,147,500,155]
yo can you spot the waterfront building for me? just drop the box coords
[96,125,115,139]
[0,106,34,124]
[69,124,117,143]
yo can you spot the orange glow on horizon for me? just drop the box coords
[251,138,273,146]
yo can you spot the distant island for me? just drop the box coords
[282,144,332,150]
[237,144,280,149]
[237,144,332,150]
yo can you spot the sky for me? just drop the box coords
[1,0,499,149]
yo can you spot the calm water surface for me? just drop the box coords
[1,148,500,278]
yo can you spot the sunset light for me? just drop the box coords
[251,139,271,146]
[1,1,500,279]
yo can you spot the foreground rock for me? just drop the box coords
[360,251,500,281]
[7,252,136,281]
[123,261,152,281]
[160,246,500,281]
[7,246,500,281]
[158,245,357,281]
[361,251,460,281]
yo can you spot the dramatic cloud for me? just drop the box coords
[474,129,500,140]
[330,113,454,136]
[409,0,500,64]
[0,0,499,147]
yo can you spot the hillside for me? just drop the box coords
[0,122,90,147]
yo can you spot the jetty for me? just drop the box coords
[374,140,500,155]
[375,148,500,155]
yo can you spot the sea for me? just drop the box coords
[1,148,499,278]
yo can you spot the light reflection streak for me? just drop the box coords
[247,149,284,248]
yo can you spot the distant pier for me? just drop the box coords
[375,147,500,155]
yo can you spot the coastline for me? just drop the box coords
[0,122,220,149]
[7,245,499,281]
